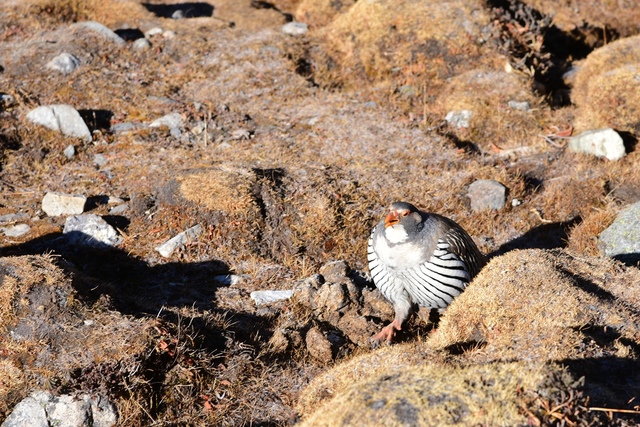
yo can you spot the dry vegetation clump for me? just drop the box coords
[432,69,545,151]
[0,255,151,418]
[571,34,640,134]
[304,0,500,111]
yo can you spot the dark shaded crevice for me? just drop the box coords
[78,109,113,132]
[142,2,214,18]
[487,0,619,107]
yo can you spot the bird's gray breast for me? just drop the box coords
[370,223,429,271]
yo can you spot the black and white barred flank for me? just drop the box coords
[368,238,470,309]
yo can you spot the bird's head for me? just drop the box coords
[384,202,422,230]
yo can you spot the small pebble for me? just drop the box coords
[46,52,81,74]
[468,179,507,212]
[94,154,107,166]
[507,100,530,111]
[132,38,151,50]
[145,27,163,37]
[282,22,308,36]
[109,204,129,215]
[63,144,75,159]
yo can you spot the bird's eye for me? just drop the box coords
[401,211,409,217]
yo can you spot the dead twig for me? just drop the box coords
[589,407,640,414]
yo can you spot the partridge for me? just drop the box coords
[367,201,486,344]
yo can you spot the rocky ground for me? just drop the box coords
[1,0,640,426]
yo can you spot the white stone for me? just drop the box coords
[568,128,626,161]
[1,223,30,237]
[26,105,91,142]
[282,22,309,36]
[132,38,151,50]
[109,204,129,215]
[250,290,294,306]
[63,214,122,247]
[145,27,163,37]
[63,144,75,159]
[42,192,87,217]
[149,112,183,129]
[507,100,530,111]
[46,52,81,74]
[445,110,473,129]
[155,224,203,257]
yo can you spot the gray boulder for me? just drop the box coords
[1,391,117,427]
[598,200,640,265]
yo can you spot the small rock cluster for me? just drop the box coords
[267,261,393,363]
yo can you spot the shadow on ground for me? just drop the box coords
[490,216,581,258]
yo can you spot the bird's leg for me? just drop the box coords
[370,317,403,346]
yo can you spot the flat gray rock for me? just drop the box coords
[250,290,294,306]
[46,52,81,74]
[568,128,626,161]
[149,112,183,129]
[598,200,640,265]
[1,391,117,427]
[1,223,30,237]
[26,105,92,142]
[42,192,87,216]
[63,214,122,247]
[467,179,507,212]
[70,21,125,45]
[155,224,203,257]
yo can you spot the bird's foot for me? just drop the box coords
[369,319,402,348]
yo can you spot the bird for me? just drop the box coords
[367,201,486,345]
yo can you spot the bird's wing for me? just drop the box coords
[437,220,487,278]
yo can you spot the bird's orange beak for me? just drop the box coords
[384,211,399,228]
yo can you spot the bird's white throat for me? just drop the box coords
[384,225,409,243]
